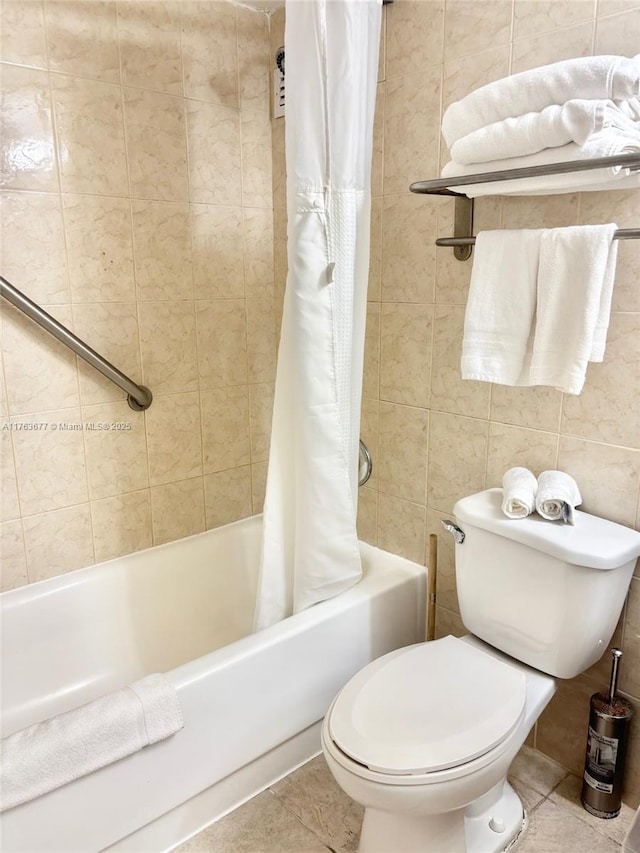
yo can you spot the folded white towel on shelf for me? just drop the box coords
[564,170,640,193]
[619,95,640,121]
[461,229,542,385]
[449,99,637,165]
[441,127,640,196]
[0,673,183,812]
[502,467,538,519]
[536,470,583,524]
[442,54,640,146]
[529,224,619,394]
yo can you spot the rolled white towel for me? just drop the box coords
[502,467,538,519]
[536,470,582,525]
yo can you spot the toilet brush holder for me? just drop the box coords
[581,649,633,819]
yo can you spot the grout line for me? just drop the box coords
[234,3,255,512]
[0,58,247,110]
[508,0,515,75]
[543,768,638,847]
[1,185,271,210]
[42,3,82,438]
[113,1,153,538]
[180,0,206,503]
[551,431,561,470]
[3,430,29,580]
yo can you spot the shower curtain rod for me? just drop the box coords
[0,275,152,411]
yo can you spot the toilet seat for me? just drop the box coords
[327,636,526,776]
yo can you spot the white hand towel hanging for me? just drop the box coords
[461,230,542,385]
[461,225,619,395]
[529,224,619,394]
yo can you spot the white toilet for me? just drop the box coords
[321,488,640,853]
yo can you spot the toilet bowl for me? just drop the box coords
[321,635,556,853]
[321,489,640,853]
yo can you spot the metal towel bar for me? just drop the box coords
[436,228,640,248]
[410,153,640,261]
[409,153,640,195]
[0,276,152,411]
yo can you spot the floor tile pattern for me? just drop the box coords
[175,746,636,852]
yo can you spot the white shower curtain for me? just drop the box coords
[254,0,382,630]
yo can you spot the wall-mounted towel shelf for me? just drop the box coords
[410,153,640,261]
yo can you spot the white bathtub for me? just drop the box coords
[1,515,426,853]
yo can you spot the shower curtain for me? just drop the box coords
[254,0,382,630]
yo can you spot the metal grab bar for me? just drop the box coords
[0,276,152,411]
[436,227,640,248]
[358,439,372,487]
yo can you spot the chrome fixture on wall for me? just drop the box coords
[358,439,373,487]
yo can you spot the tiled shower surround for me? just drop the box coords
[0,1,275,579]
[1,0,639,814]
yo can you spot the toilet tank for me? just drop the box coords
[452,489,640,679]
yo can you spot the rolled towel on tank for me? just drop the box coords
[0,673,183,812]
[501,467,538,519]
[536,470,583,525]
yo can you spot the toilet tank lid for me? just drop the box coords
[454,489,640,570]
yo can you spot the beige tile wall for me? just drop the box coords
[0,0,274,586]
[347,0,640,807]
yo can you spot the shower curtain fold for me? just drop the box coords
[254,0,382,630]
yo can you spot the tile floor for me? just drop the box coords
[176,745,636,853]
